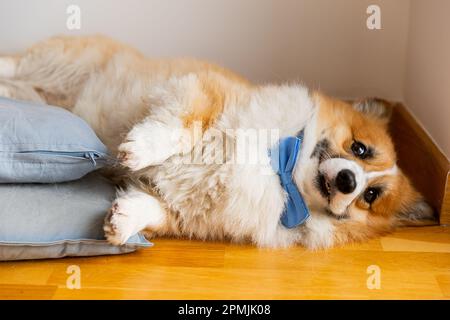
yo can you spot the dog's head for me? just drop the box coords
[297,94,435,246]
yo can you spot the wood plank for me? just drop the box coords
[0,284,57,299]
[442,173,450,224]
[380,238,450,253]
[389,103,450,223]
[436,275,450,298]
[1,227,449,299]
[0,261,55,285]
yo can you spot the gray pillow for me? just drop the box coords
[0,172,152,261]
[0,96,109,183]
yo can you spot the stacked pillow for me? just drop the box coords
[0,96,109,183]
[0,97,151,261]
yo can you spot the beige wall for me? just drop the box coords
[404,0,450,158]
[0,0,409,100]
[0,0,447,156]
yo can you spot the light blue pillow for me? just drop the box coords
[0,172,152,261]
[0,96,109,183]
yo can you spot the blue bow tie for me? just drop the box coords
[269,132,310,228]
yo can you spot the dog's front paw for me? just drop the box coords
[117,140,154,171]
[117,122,184,171]
[103,202,139,246]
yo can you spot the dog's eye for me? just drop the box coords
[364,187,380,204]
[351,141,368,159]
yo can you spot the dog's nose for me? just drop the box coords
[335,169,356,194]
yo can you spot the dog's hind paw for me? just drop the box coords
[103,187,167,245]
[103,202,139,246]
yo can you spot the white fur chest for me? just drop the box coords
[145,143,287,243]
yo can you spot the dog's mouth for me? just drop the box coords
[317,173,331,200]
[316,174,351,220]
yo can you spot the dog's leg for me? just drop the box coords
[103,186,166,245]
[117,74,211,170]
[0,36,133,108]
[0,78,46,102]
[117,119,191,170]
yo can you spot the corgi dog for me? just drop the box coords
[0,35,435,249]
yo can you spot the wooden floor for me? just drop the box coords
[1,225,450,299]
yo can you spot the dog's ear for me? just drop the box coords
[395,197,436,227]
[353,98,393,123]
